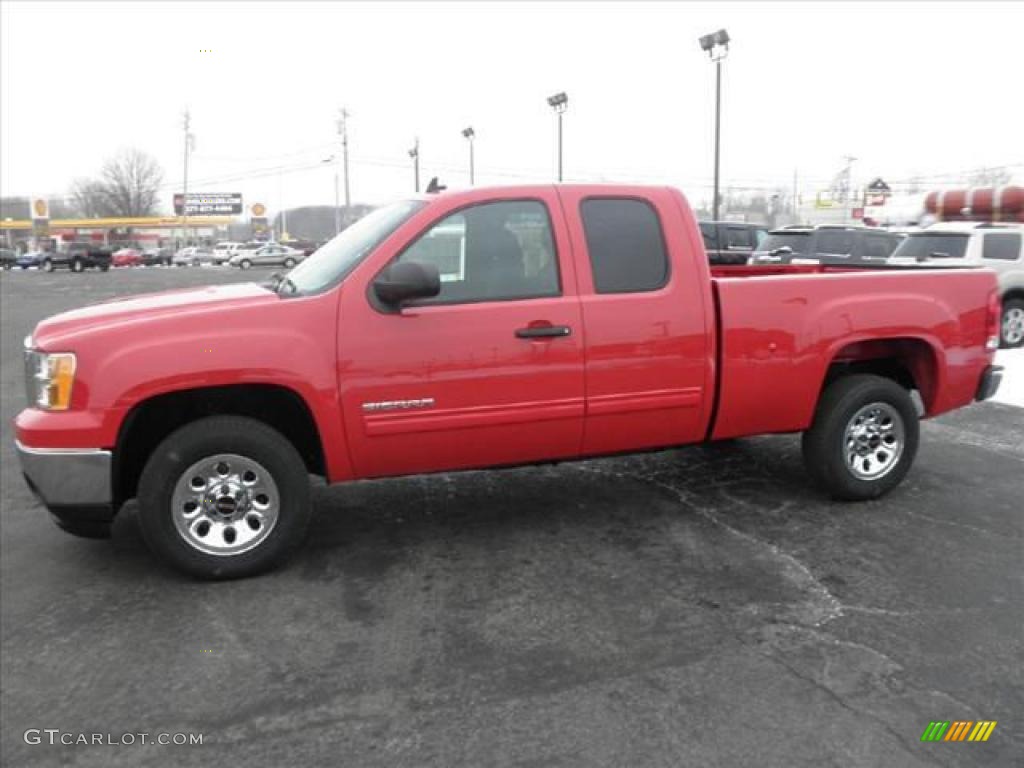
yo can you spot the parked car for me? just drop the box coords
[0,248,16,270]
[282,239,319,258]
[172,246,216,266]
[16,250,49,269]
[750,225,904,266]
[111,248,143,268]
[698,221,768,265]
[229,243,305,269]
[49,242,114,272]
[15,184,1002,578]
[141,247,174,267]
[212,241,243,265]
[16,244,113,272]
[889,222,1024,347]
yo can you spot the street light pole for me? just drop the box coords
[546,92,568,182]
[699,29,730,221]
[321,155,341,235]
[408,138,420,193]
[461,127,475,185]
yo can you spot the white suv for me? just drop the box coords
[889,222,1024,348]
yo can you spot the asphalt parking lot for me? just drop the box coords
[1,266,1021,767]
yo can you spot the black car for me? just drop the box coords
[699,221,769,265]
[749,225,904,266]
[141,247,174,266]
[40,242,113,272]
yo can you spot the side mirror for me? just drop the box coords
[373,261,441,309]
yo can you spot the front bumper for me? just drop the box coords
[15,441,114,532]
[975,364,1003,402]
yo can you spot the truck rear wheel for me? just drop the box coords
[42,258,54,272]
[137,416,312,579]
[801,374,919,501]
[71,258,84,273]
[1001,298,1024,348]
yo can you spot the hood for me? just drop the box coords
[31,282,278,349]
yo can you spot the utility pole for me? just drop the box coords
[337,108,351,210]
[792,168,799,223]
[408,138,420,193]
[182,108,191,246]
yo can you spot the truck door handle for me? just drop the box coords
[515,325,572,339]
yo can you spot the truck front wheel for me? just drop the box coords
[137,416,312,579]
[801,374,919,501]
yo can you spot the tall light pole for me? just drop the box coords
[546,92,568,182]
[337,107,351,210]
[699,29,729,221]
[461,127,475,185]
[408,138,420,193]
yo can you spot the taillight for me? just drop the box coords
[986,290,1001,352]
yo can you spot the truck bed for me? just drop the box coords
[708,266,995,440]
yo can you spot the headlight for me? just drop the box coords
[24,344,76,410]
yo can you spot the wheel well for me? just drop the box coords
[1002,288,1024,306]
[823,338,939,413]
[114,384,326,507]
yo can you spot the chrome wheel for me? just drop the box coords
[844,402,905,480]
[1003,307,1024,346]
[171,453,280,556]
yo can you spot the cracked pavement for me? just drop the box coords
[2,268,1022,767]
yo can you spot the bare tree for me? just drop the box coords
[100,148,164,216]
[69,178,111,218]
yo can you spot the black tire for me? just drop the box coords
[42,258,54,272]
[801,374,919,501]
[99,264,110,272]
[283,257,296,268]
[240,259,252,270]
[71,258,84,273]
[1000,298,1024,349]
[137,416,312,579]
[192,258,200,267]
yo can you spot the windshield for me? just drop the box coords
[284,200,426,294]
[892,234,969,260]
[758,232,810,254]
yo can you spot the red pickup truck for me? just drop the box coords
[16,185,1003,578]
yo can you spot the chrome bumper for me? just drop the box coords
[15,441,112,507]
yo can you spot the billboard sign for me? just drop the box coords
[174,193,243,216]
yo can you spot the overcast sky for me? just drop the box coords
[2,0,1022,216]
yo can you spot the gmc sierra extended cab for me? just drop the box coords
[15,185,1003,579]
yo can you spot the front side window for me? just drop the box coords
[581,198,669,293]
[982,233,1022,261]
[394,200,559,304]
[891,234,969,260]
[759,232,810,254]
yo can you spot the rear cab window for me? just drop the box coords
[699,222,719,251]
[580,198,669,293]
